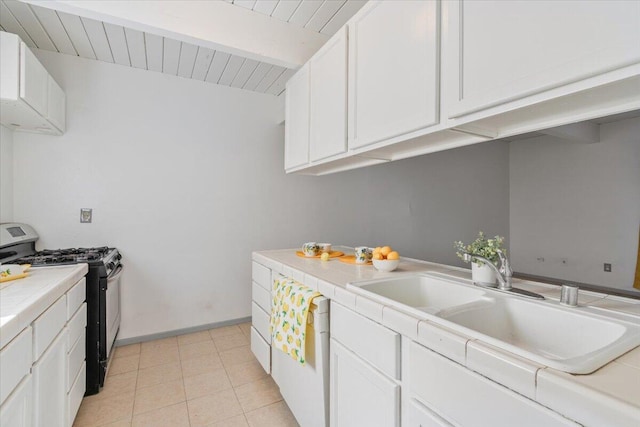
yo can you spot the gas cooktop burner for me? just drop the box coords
[18,247,115,265]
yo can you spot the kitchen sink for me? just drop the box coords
[347,273,640,374]
[348,274,488,315]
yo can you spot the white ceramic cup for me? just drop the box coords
[355,246,373,264]
[319,243,332,254]
[302,242,319,257]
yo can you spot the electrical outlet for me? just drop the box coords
[80,208,92,223]
[604,263,612,272]
[536,257,545,262]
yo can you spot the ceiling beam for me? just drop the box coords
[19,0,329,69]
[539,122,601,143]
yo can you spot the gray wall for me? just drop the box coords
[510,117,640,293]
[10,50,509,339]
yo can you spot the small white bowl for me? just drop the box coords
[372,259,400,272]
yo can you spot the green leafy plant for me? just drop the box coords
[454,231,505,266]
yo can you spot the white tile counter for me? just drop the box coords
[0,264,88,349]
[254,247,640,427]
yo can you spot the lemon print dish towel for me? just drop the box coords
[270,277,321,365]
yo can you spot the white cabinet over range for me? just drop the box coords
[0,31,66,135]
[284,0,640,175]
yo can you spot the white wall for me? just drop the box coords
[510,117,640,293]
[12,50,509,340]
[0,125,13,223]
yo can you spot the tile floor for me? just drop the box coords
[73,322,299,427]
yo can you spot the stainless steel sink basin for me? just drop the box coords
[347,273,640,374]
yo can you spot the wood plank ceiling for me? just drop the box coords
[0,0,366,96]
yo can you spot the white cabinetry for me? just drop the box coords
[32,330,67,427]
[347,0,439,149]
[309,27,348,162]
[250,261,273,373]
[447,0,640,119]
[406,341,579,427]
[329,302,400,427]
[284,64,310,170]
[0,375,32,427]
[0,31,66,135]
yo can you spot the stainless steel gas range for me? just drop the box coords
[0,223,123,396]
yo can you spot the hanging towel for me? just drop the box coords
[270,277,321,364]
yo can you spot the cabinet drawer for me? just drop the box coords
[0,327,32,405]
[331,302,400,379]
[67,362,86,426]
[66,303,87,352]
[406,398,453,427]
[252,281,271,313]
[408,342,578,427]
[250,327,271,374]
[67,332,85,392]
[33,296,66,360]
[66,278,86,320]
[251,302,271,344]
[252,262,271,290]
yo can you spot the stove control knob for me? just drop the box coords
[116,253,122,261]
[107,262,115,271]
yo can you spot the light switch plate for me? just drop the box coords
[80,208,92,223]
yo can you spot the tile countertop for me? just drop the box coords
[253,247,640,427]
[0,264,88,348]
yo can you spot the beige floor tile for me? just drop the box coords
[179,340,217,361]
[139,346,180,369]
[206,414,249,427]
[99,419,132,427]
[225,359,268,387]
[184,368,232,400]
[109,354,140,375]
[209,325,242,339]
[235,376,283,412]
[238,322,251,338]
[132,402,190,427]
[181,353,224,378]
[73,393,134,426]
[245,401,299,427]
[213,333,249,352]
[84,371,137,402]
[187,388,243,426]
[114,343,141,359]
[177,330,212,346]
[137,361,182,389]
[140,336,178,353]
[219,345,256,369]
[133,378,186,415]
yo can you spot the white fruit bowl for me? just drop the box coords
[372,258,400,272]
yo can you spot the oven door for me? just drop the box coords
[105,265,122,359]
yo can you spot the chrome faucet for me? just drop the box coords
[462,250,544,300]
[462,249,512,291]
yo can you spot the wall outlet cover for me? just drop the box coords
[604,263,612,272]
[80,208,92,223]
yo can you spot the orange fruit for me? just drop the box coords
[373,252,384,260]
[373,247,382,255]
[380,246,392,257]
[387,251,399,260]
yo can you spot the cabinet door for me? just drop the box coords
[19,42,48,117]
[0,375,32,427]
[348,0,439,149]
[47,76,65,132]
[284,64,310,170]
[406,398,453,427]
[32,330,67,427]
[447,0,640,118]
[309,27,347,162]
[330,339,399,427]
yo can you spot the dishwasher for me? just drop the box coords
[271,292,330,427]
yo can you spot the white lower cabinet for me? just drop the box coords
[32,330,67,427]
[330,339,400,427]
[0,375,33,427]
[406,398,452,427]
[250,260,274,374]
[407,341,579,427]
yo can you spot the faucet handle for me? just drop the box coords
[496,249,512,277]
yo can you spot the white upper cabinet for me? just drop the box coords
[447,0,640,119]
[284,64,310,170]
[0,31,66,135]
[309,27,348,162]
[348,0,439,150]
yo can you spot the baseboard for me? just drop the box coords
[114,316,252,346]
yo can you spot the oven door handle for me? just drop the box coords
[107,264,124,283]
